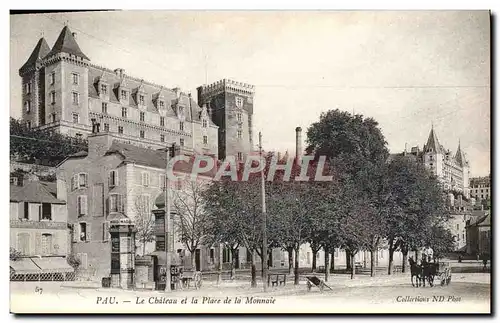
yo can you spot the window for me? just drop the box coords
[202,120,207,128]
[25,101,31,113]
[140,130,145,138]
[118,126,123,134]
[102,102,108,114]
[102,221,110,241]
[49,72,55,85]
[51,113,56,123]
[179,106,185,114]
[26,121,31,129]
[77,195,88,216]
[41,203,52,220]
[429,155,433,160]
[138,194,151,215]
[160,117,165,127]
[156,235,165,251]
[72,73,79,85]
[237,152,243,161]
[180,138,184,147]
[141,172,150,187]
[159,101,164,109]
[121,90,128,100]
[71,113,79,124]
[237,113,242,122]
[104,123,109,132]
[109,194,123,213]
[179,122,184,131]
[210,249,215,264]
[101,84,107,95]
[203,135,208,145]
[78,173,88,188]
[25,82,32,94]
[160,134,165,142]
[50,91,56,104]
[79,222,90,242]
[109,170,119,187]
[237,130,242,139]
[236,97,244,107]
[140,112,145,122]
[159,174,166,190]
[139,95,145,105]
[456,224,459,230]
[23,202,29,220]
[72,92,79,105]
[122,107,127,118]
[41,234,53,255]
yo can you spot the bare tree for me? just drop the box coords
[134,194,155,256]
[172,179,212,269]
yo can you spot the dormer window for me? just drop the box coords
[100,84,108,95]
[202,119,207,128]
[159,100,165,109]
[121,90,128,100]
[139,95,145,106]
[179,106,185,115]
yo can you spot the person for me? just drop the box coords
[423,245,434,263]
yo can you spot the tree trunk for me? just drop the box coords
[331,249,335,273]
[250,250,257,288]
[287,247,294,274]
[346,249,352,271]
[230,249,237,280]
[294,248,300,285]
[217,244,222,285]
[312,248,318,272]
[191,251,196,270]
[388,247,394,275]
[414,249,418,262]
[370,249,376,277]
[402,249,408,274]
[350,251,356,279]
[142,241,146,256]
[324,249,330,282]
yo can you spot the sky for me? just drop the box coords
[10,11,490,177]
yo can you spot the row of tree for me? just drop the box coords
[170,110,456,287]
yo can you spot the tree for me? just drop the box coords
[10,117,88,166]
[172,179,212,269]
[134,195,156,256]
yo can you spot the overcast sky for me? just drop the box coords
[10,11,490,176]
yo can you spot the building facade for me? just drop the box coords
[405,127,470,197]
[10,176,73,279]
[469,176,491,202]
[19,26,218,156]
[197,79,255,160]
[466,211,491,257]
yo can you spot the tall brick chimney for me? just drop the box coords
[295,126,302,163]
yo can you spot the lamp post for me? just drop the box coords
[163,144,175,292]
[259,132,268,292]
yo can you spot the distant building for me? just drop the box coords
[469,176,491,202]
[18,26,218,156]
[9,176,73,279]
[403,126,470,197]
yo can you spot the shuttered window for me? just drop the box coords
[77,195,88,216]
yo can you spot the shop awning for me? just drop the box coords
[30,257,74,273]
[10,258,41,274]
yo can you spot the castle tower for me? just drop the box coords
[422,126,444,179]
[42,26,91,137]
[18,37,51,128]
[197,79,254,160]
[455,140,470,198]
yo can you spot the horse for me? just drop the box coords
[420,260,439,287]
[408,257,422,287]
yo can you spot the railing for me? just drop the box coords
[10,220,67,230]
[10,272,76,282]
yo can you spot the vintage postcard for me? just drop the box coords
[9,10,491,314]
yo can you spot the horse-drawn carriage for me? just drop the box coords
[409,258,451,287]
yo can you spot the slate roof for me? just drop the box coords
[45,26,90,60]
[454,142,467,167]
[423,128,444,154]
[10,181,65,204]
[87,65,215,125]
[20,37,51,72]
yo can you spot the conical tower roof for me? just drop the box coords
[454,141,467,167]
[19,37,51,73]
[424,127,443,154]
[45,26,89,60]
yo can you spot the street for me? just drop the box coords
[10,273,491,314]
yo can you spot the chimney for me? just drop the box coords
[88,132,115,158]
[295,126,302,163]
[72,32,77,39]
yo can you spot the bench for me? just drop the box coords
[267,273,287,287]
[305,275,332,292]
